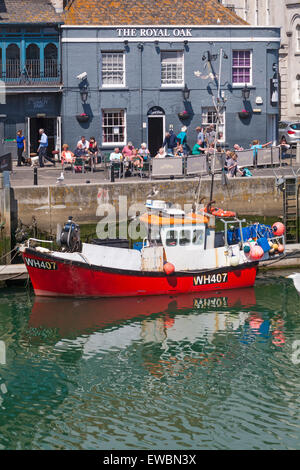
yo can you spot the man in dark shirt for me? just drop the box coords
[162,130,178,155]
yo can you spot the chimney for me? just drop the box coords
[50,0,64,13]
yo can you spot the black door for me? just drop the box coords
[30,117,55,154]
[148,117,164,158]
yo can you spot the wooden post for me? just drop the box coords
[0,172,11,264]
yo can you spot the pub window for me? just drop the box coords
[201,106,225,141]
[296,25,300,53]
[101,52,125,87]
[161,51,184,86]
[232,50,252,85]
[102,109,126,145]
[4,119,16,141]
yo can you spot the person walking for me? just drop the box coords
[16,130,26,166]
[38,129,55,167]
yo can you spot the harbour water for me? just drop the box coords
[0,271,300,450]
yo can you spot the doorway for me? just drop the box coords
[27,117,61,157]
[148,116,164,158]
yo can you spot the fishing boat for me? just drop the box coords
[20,198,285,298]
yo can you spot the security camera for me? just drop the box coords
[76,72,87,81]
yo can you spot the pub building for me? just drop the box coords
[61,0,281,156]
[0,0,63,161]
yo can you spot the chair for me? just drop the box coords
[110,160,123,179]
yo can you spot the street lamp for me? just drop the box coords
[242,84,250,100]
[182,83,190,101]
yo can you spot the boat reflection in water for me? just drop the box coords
[29,288,257,340]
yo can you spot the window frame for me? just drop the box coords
[232,49,252,87]
[101,51,126,88]
[101,108,127,147]
[160,50,184,88]
[201,106,226,142]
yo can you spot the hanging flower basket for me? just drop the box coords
[178,111,190,120]
[76,113,90,123]
[238,110,251,119]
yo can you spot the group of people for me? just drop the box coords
[61,136,99,170]
[109,142,150,170]
[15,124,292,174]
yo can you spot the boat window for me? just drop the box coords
[179,229,191,246]
[192,229,204,245]
[166,230,178,246]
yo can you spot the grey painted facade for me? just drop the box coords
[61,25,281,155]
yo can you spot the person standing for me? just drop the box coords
[38,128,55,167]
[177,126,188,155]
[162,130,178,155]
[16,130,26,166]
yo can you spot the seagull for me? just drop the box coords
[56,172,64,184]
[286,273,300,293]
[147,187,159,198]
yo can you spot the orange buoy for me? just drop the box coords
[277,244,284,253]
[272,222,285,236]
[164,262,175,275]
[250,245,264,260]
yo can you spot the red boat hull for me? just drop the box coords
[22,249,258,298]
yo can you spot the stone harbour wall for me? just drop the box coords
[10,176,282,234]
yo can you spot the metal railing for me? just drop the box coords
[0,59,61,84]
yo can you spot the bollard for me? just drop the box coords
[33,167,38,186]
[296,142,300,165]
[110,163,115,182]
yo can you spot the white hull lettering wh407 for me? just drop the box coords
[193,272,228,286]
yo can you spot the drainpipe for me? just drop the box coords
[137,43,144,144]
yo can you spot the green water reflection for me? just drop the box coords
[0,272,300,450]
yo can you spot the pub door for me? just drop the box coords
[148,116,165,158]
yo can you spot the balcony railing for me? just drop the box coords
[0,59,61,85]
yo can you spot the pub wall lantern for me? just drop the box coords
[242,84,250,100]
[182,83,190,101]
[80,84,89,103]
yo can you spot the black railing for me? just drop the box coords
[0,59,61,84]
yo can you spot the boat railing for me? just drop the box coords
[27,238,54,248]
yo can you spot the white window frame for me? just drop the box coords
[101,51,125,88]
[201,106,226,142]
[101,109,126,147]
[160,50,184,88]
[232,49,252,87]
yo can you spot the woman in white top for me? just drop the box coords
[155,147,166,158]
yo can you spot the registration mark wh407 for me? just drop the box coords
[193,272,228,286]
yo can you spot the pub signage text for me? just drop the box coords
[116,28,192,38]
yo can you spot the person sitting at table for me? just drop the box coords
[87,137,99,168]
[61,144,74,167]
[155,147,166,158]
[174,143,184,157]
[192,139,206,155]
[73,143,87,172]
[110,147,123,162]
[132,148,144,168]
[122,141,135,160]
[77,136,89,151]
[233,143,244,151]
[138,143,150,162]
